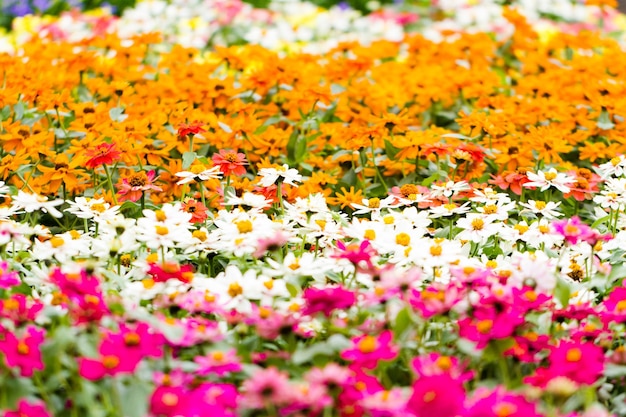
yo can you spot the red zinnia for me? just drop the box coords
[212,149,248,176]
[85,143,121,169]
[181,198,209,224]
[178,121,206,138]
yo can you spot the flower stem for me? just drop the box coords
[103,165,118,206]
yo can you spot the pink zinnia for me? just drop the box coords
[4,399,51,417]
[195,349,242,376]
[117,170,162,202]
[406,374,465,417]
[0,261,19,288]
[1,325,46,376]
[240,367,294,410]
[464,386,543,417]
[601,286,626,324]
[333,240,377,266]
[79,322,163,381]
[212,149,248,176]
[341,330,398,369]
[411,353,473,382]
[525,340,605,387]
[551,216,611,246]
[302,285,356,317]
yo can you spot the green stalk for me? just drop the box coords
[103,165,117,206]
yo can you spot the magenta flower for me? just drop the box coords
[150,384,188,417]
[464,386,543,417]
[0,294,44,325]
[0,261,19,289]
[551,216,611,245]
[525,340,605,387]
[79,322,163,380]
[411,353,473,383]
[410,283,462,319]
[601,285,626,324]
[406,374,465,417]
[4,399,51,417]
[333,240,377,266]
[240,367,294,410]
[195,349,242,376]
[1,325,46,376]
[302,285,356,317]
[340,330,398,369]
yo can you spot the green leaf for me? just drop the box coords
[182,151,197,169]
[597,108,615,130]
[119,379,152,417]
[604,364,626,378]
[608,264,626,285]
[393,307,412,337]
[109,106,128,122]
[0,105,11,121]
[14,101,25,121]
[554,277,571,308]
[286,283,298,297]
[384,139,400,159]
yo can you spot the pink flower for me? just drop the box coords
[0,294,44,325]
[333,240,377,266]
[406,374,465,417]
[240,367,294,410]
[411,353,473,383]
[150,384,188,417]
[1,325,46,376]
[117,170,162,202]
[212,149,248,176]
[302,285,356,317]
[525,340,605,387]
[4,399,51,417]
[0,261,19,288]
[195,349,242,376]
[79,322,163,380]
[551,216,611,246]
[463,386,543,417]
[410,283,462,319]
[601,285,626,324]
[341,330,398,369]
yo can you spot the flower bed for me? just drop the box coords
[2,1,626,416]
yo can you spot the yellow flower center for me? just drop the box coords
[50,237,65,248]
[477,319,493,334]
[544,172,557,181]
[236,220,253,234]
[192,230,207,241]
[395,233,410,246]
[17,341,29,355]
[364,229,376,240]
[566,348,581,362]
[471,218,484,230]
[430,245,442,256]
[103,355,120,369]
[483,205,497,214]
[155,226,169,235]
[228,282,243,297]
[357,336,378,353]
[534,201,546,210]
[155,210,166,221]
[368,198,381,208]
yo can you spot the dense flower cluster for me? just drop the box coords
[2,0,626,416]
